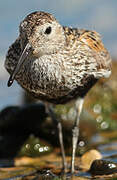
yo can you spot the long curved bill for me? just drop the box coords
[7,43,31,87]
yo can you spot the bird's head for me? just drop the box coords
[20,11,65,57]
[8,11,66,87]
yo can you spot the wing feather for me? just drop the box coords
[79,30,112,78]
[5,37,21,74]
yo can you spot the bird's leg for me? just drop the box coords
[47,104,67,172]
[71,98,84,173]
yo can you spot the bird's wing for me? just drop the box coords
[5,37,21,74]
[78,30,112,78]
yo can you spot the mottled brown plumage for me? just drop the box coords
[5,11,111,173]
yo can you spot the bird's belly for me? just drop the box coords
[16,58,73,102]
[19,74,72,103]
[17,68,97,104]
[15,56,98,104]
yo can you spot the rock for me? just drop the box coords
[0,103,47,158]
[81,149,102,170]
[89,159,117,175]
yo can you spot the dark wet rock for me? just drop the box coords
[0,103,47,134]
[0,103,47,158]
[89,159,117,175]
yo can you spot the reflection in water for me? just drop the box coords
[93,104,102,114]
[101,121,109,129]
[96,115,103,123]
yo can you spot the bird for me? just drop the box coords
[5,11,111,173]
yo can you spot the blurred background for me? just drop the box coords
[0,0,117,109]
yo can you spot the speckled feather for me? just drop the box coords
[5,11,111,104]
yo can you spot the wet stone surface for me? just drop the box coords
[89,159,117,175]
[0,167,37,180]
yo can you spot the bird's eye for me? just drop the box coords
[44,26,52,34]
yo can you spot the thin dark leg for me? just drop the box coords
[71,98,84,173]
[47,105,67,172]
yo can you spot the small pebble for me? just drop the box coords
[81,149,102,170]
